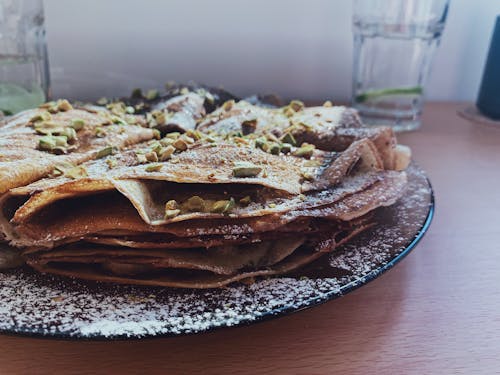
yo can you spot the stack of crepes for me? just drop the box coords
[0,90,411,288]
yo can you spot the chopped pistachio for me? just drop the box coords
[281,143,292,154]
[152,129,161,140]
[57,99,73,112]
[145,89,159,100]
[95,127,107,137]
[281,132,297,146]
[125,106,135,114]
[269,143,281,155]
[166,132,181,139]
[283,106,295,117]
[125,115,137,124]
[268,203,277,208]
[38,136,57,151]
[211,198,235,214]
[232,162,262,178]
[96,97,109,105]
[131,88,143,98]
[239,196,252,206]
[323,100,333,107]
[64,165,88,179]
[165,209,181,219]
[301,170,315,181]
[145,163,162,172]
[149,141,162,154]
[184,196,205,212]
[30,111,51,123]
[53,135,69,147]
[70,118,85,130]
[298,194,306,201]
[159,138,174,147]
[241,119,257,135]
[145,151,158,162]
[165,200,179,210]
[152,111,166,125]
[136,153,148,164]
[292,143,315,158]
[110,115,127,125]
[159,145,175,161]
[222,100,235,111]
[205,136,216,143]
[289,100,304,112]
[265,133,279,143]
[173,138,188,151]
[255,137,267,150]
[185,129,201,141]
[106,158,118,169]
[181,134,194,145]
[59,127,77,141]
[180,87,190,95]
[96,146,114,159]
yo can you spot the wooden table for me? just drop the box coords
[1,103,499,374]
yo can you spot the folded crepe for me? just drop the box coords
[0,94,411,288]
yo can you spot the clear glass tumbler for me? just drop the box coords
[0,0,50,115]
[352,0,449,131]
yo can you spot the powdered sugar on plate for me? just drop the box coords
[0,164,432,339]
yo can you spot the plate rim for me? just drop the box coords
[0,178,435,341]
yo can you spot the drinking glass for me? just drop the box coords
[0,0,50,115]
[352,0,449,131]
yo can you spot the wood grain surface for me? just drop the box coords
[1,103,499,375]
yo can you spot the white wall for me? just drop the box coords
[44,0,500,102]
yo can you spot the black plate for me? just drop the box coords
[0,164,433,339]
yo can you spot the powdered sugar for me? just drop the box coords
[0,164,432,339]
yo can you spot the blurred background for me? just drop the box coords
[44,0,499,102]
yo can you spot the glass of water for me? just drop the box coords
[0,0,50,115]
[352,0,449,131]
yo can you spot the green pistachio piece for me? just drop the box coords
[95,127,106,137]
[96,146,114,159]
[280,133,297,146]
[70,118,85,130]
[289,100,304,112]
[136,153,148,164]
[222,100,234,111]
[106,158,117,169]
[184,196,206,212]
[239,195,252,206]
[281,143,292,154]
[145,151,158,162]
[181,134,194,145]
[165,209,181,219]
[53,135,69,147]
[165,200,179,210]
[211,197,235,214]
[166,132,181,139]
[131,88,143,98]
[268,203,277,208]
[159,145,175,161]
[60,127,77,141]
[173,138,188,151]
[39,136,57,151]
[255,137,267,150]
[269,143,281,155]
[125,106,135,114]
[323,100,333,107]
[96,97,108,105]
[152,129,161,140]
[159,138,174,147]
[292,144,315,158]
[110,116,127,125]
[241,119,257,135]
[64,165,88,179]
[30,111,51,123]
[57,99,73,112]
[185,129,202,141]
[145,89,159,100]
[180,87,189,95]
[145,163,162,172]
[301,170,315,181]
[232,162,262,178]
